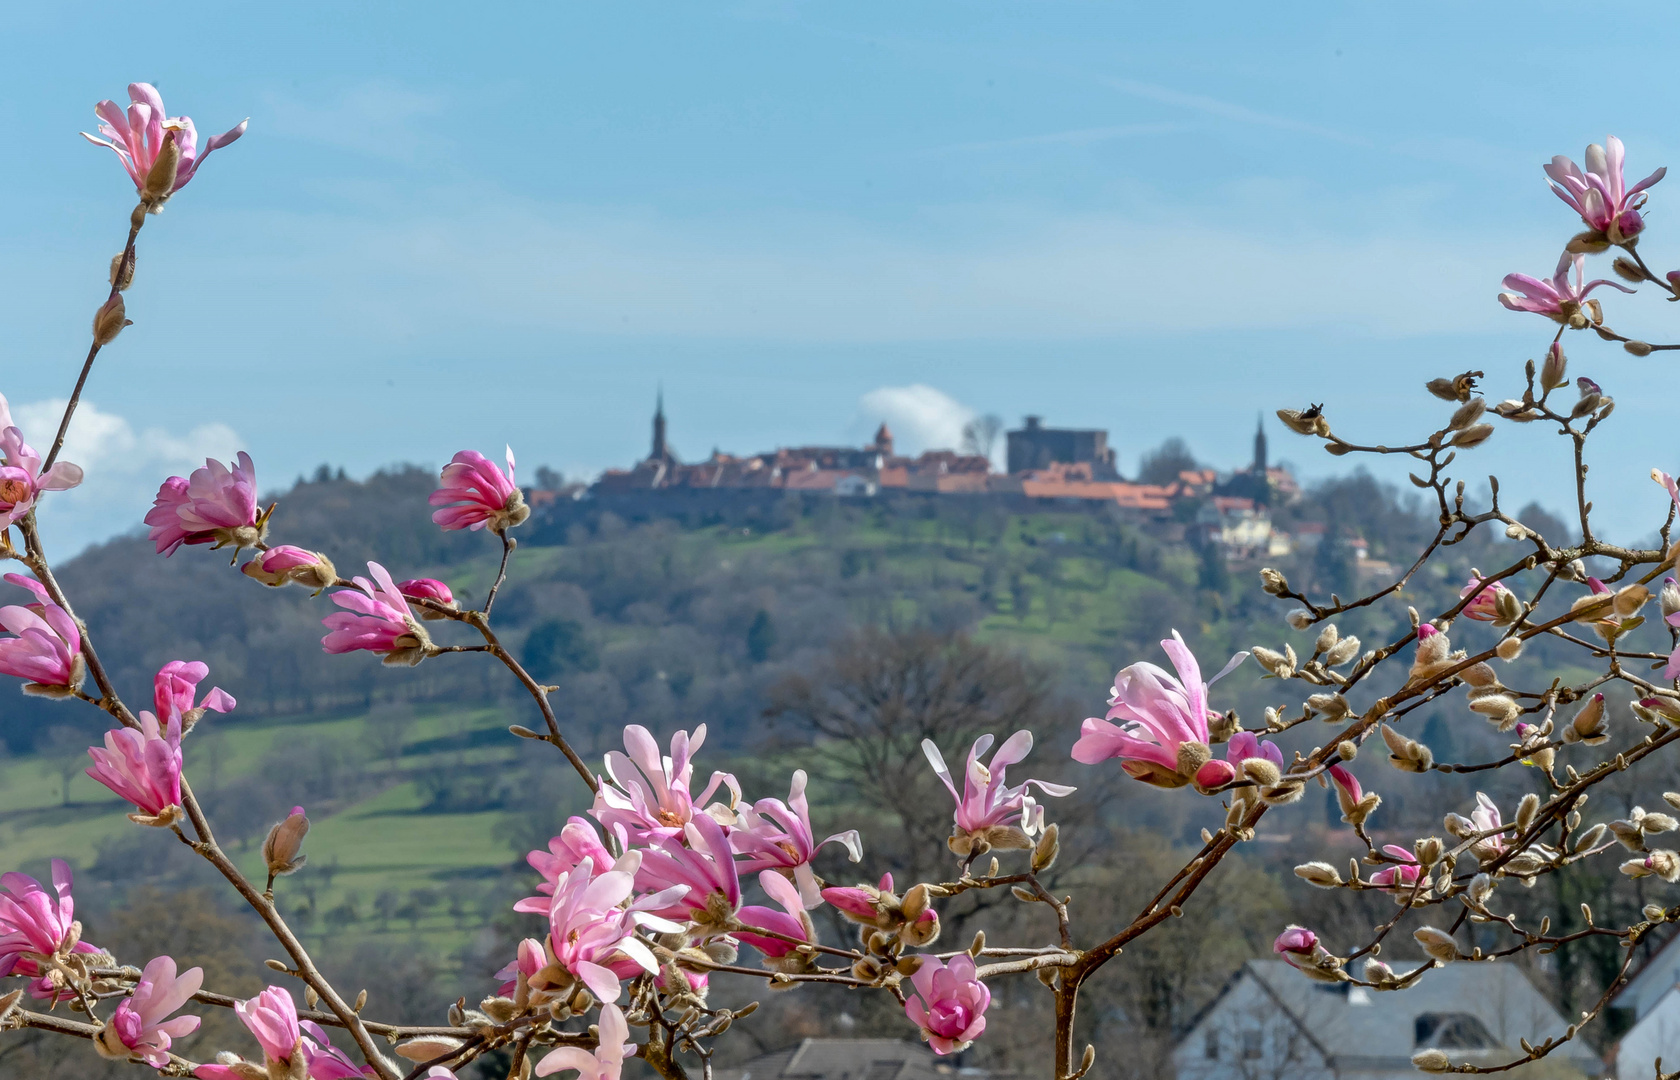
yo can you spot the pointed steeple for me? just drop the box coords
[1253,412,1267,475]
[651,385,670,462]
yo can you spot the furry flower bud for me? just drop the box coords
[1563,694,1608,745]
[140,131,181,205]
[1413,837,1443,867]
[1541,342,1568,390]
[1286,608,1313,631]
[1276,408,1330,437]
[1450,424,1494,448]
[1259,567,1289,595]
[1470,695,1522,730]
[262,806,309,880]
[1382,726,1433,773]
[1448,398,1486,431]
[1324,636,1361,666]
[1251,646,1294,678]
[1308,693,1350,720]
[1615,584,1651,617]
[1496,636,1524,661]
[1623,850,1680,883]
[92,295,131,346]
[1408,625,1452,684]
[1412,1049,1451,1072]
[1413,926,1460,963]
[1313,624,1339,654]
[1662,577,1680,619]
[1294,862,1343,888]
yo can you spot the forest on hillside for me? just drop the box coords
[4,463,1673,1078]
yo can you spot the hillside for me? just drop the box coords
[0,463,1642,1074]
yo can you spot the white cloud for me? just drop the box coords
[11,399,243,555]
[858,385,977,456]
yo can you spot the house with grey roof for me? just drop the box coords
[1173,960,1601,1079]
[712,1038,968,1080]
[1612,931,1680,1079]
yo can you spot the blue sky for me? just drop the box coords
[5,2,1680,550]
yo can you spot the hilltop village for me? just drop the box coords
[526,398,1392,573]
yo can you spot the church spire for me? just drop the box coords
[1253,412,1267,475]
[651,385,669,462]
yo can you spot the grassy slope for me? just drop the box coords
[0,506,1416,960]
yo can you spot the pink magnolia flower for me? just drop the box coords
[300,1020,374,1080]
[242,545,337,591]
[1368,845,1421,890]
[430,448,529,534]
[515,857,682,1003]
[154,660,236,725]
[85,709,184,826]
[534,1001,635,1079]
[81,83,247,201]
[95,955,203,1067]
[1272,925,1319,966]
[923,731,1074,858]
[732,770,863,906]
[1665,633,1680,682]
[396,578,456,620]
[1470,792,1506,854]
[527,817,619,896]
[1545,136,1666,245]
[1073,631,1248,788]
[735,871,817,963]
[903,953,989,1056]
[145,453,265,556]
[1658,470,1680,516]
[1498,251,1633,323]
[635,813,742,926]
[322,562,432,666]
[0,393,83,528]
[0,573,85,693]
[236,985,302,1065]
[1460,573,1513,621]
[495,937,550,997]
[593,724,740,844]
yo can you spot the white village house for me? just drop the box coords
[1612,931,1680,1079]
[1174,960,1601,1080]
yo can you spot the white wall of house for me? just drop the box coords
[1619,986,1680,1080]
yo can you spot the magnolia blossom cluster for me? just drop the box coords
[484,719,1078,1064]
[192,983,387,1080]
[0,393,82,529]
[0,861,109,1004]
[1499,136,1665,329]
[140,445,519,665]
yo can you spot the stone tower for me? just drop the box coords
[650,387,672,463]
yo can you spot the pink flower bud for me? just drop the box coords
[1272,925,1318,961]
[242,546,337,591]
[429,447,529,534]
